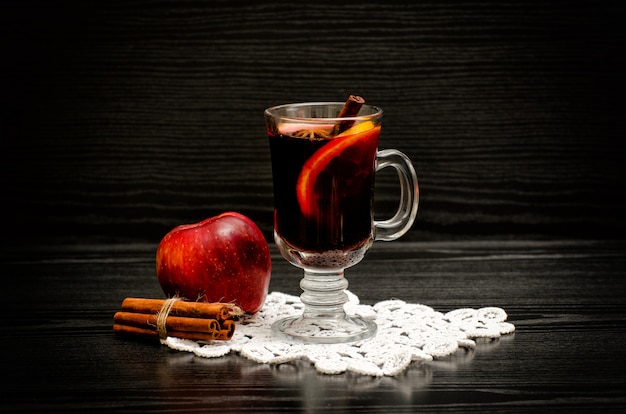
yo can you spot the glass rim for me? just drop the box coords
[264,102,383,122]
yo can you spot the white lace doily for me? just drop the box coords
[162,291,515,377]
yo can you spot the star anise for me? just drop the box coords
[292,128,331,139]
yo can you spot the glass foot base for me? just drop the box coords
[272,315,377,344]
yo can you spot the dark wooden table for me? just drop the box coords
[2,239,625,413]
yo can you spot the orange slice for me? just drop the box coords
[336,120,375,137]
[296,122,381,218]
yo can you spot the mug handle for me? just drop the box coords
[374,149,419,241]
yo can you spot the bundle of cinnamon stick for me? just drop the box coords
[113,297,243,342]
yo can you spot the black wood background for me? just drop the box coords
[3,0,625,245]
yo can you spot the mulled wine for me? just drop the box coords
[268,122,380,257]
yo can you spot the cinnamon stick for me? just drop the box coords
[330,95,365,136]
[216,319,236,340]
[114,297,241,343]
[113,323,220,343]
[121,297,242,321]
[113,311,220,336]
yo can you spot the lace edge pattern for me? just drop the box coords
[162,291,515,377]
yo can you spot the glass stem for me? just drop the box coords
[299,269,349,318]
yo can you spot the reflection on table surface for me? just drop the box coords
[2,240,624,412]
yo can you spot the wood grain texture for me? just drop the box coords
[3,0,625,244]
[1,240,625,412]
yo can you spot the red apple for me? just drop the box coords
[155,212,272,314]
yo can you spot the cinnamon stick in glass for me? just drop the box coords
[330,95,365,136]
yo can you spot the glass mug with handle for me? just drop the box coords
[265,97,419,344]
